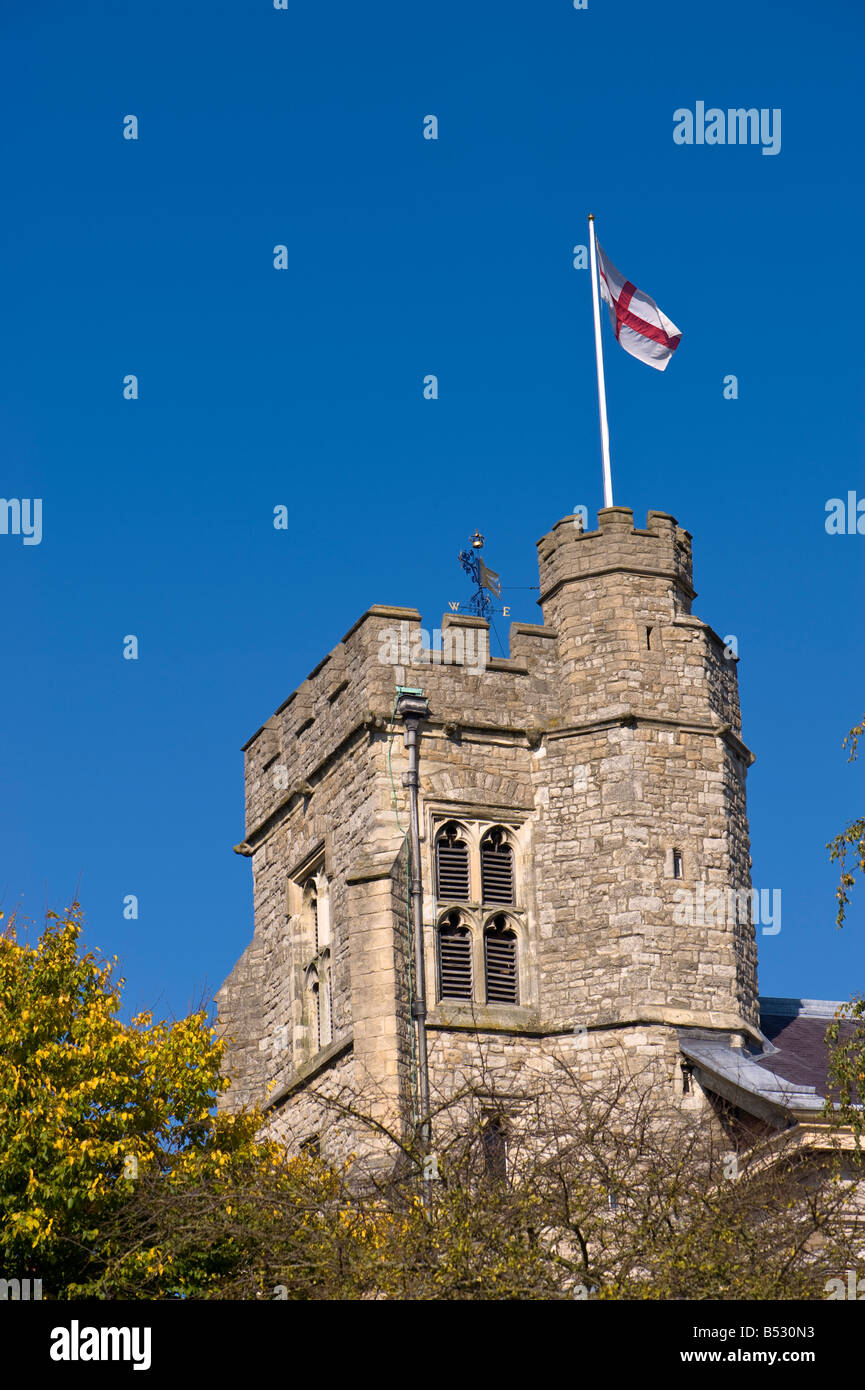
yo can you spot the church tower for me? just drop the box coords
[217,507,759,1160]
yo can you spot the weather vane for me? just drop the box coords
[451,530,508,619]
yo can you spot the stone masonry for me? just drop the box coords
[216,507,760,1162]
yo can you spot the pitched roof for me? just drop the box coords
[757,998,854,1099]
[679,998,857,1120]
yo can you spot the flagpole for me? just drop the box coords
[587,214,614,509]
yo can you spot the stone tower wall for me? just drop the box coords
[531,507,757,1033]
[217,507,759,1157]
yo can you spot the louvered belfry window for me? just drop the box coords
[436,822,470,901]
[480,828,514,905]
[484,916,518,1005]
[438,911,473,1000]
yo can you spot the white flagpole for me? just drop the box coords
[588,214,614,509]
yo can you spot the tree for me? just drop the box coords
[84,1054,864,1300]
[827,714,865,929]
[78,1146,406,1300]
[5,904,859,1300]
[824,716,865,1143]
[0,903,261,1296]
[825,1001,865,1150]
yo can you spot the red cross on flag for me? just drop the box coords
[596,241,682,371]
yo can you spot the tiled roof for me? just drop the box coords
[757,999,855,1099]
[679,998,858,1118]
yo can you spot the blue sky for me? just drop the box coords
[1,0,862,1021]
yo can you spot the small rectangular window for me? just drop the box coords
[672,849,683,879]
[482,1115,507,1182]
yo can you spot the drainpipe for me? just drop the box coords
[395,687,432,1203]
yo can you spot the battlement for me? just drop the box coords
[239,509,741,845]
[239,602,562,845]
[538,507,694,613]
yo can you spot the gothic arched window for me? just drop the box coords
[303,878,319,953]
[435,822,471,901]
[292,862,333,1061]
[437,910,473,1001]
[319,948,333,1047]
[484,915,518,1005]
[305,965,321,1051]
[480,828,514,905]
[481,1113,508,1182]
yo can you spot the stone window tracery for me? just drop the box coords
[297,865,333,1056]
[433,821,523,1007]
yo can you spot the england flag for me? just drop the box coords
[596,242,682,371]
